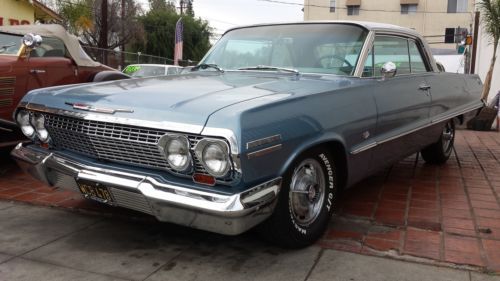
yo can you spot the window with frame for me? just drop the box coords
[31,36,66,58]
[347,5,360,15]
[330,0,336,12]
[447,0,467,13]
[408,40,428,73]
[401,4,417,14]
[362,36,412,77]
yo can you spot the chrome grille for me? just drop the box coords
[44,114,209,175]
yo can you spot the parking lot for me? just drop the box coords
[1,130,500,278]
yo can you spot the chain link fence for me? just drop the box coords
[82,46,198,70]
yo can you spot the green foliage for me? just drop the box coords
[476,0,500,100]
[57,0,94,35]
[132,0,212,64]
[478,0,500,46]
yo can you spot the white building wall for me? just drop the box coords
[475,18,500,103]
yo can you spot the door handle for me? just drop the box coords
[419,83,431,91]
[30,69,46,74]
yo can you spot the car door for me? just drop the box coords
[27,36,79,91]
[365,35,433,169]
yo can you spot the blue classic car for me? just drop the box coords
[11,21,483,247]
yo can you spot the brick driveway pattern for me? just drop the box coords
[1,130,499,272]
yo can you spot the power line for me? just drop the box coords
[257,0,474,14]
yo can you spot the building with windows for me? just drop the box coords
[0,0,62,27]
[304,0,475,49]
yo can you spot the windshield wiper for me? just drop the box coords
[191,63,224,73]
[0,42,15,53]
[237,65,300,75]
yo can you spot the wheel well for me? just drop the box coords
[325,141,348,191]
[300,141,347,190]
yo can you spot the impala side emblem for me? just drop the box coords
[65,102,134,114]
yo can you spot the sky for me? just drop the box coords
[135,0,305,39]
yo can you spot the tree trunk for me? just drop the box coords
[481,40,498,101]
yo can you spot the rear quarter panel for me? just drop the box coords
[427,72,483,121]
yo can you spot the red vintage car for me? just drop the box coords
[0,24,128,146]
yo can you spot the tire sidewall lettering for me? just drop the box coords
[288,152,336,236]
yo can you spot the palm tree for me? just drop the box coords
[477,0,500,101]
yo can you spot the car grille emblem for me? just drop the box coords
[65,102,134,114]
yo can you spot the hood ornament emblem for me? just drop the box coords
[65,102,134,114]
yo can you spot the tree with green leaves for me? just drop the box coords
[133,0,212,64]
[57,0,144,50]
[477,0,500,101]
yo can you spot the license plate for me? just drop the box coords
[76,179,114,204]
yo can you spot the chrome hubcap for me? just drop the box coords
[442,122,454,152]
[289,159,325,226]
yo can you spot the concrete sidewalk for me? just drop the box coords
[0,201,498,281]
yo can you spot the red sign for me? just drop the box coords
[0,17,31,26]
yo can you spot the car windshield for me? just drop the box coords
[123,65,166,77]
[0,33,22,55]
[201,23,368,76]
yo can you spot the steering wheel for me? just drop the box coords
[317,54,353,69]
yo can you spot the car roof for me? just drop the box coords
[224,20,421,38]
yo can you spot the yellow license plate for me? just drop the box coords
[77,180,114,204]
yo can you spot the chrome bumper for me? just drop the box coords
[11,143,281,235]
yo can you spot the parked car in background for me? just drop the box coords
[11,21,483,247]
[122,64,183,78]
[0,24,128,146]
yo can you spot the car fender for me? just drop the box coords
[278,131,348,184]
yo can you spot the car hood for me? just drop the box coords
[23,72,352,133]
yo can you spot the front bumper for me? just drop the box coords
[11,143,281,235]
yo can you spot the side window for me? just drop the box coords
[31,37,66,58]
[373,36,411,75]
[408,40,428,73]
[362,47,374,77]
[362,36,412,77]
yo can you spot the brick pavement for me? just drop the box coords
[1,130,499,273]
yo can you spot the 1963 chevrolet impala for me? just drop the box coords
[11,21,483,247]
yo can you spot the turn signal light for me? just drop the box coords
[193,173,216,186]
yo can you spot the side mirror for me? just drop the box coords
[22,33,42,49]
[380,61,397,79]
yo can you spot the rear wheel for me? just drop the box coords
[421,120,455,164]
[258,148,338,248]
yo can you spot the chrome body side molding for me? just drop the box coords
[350,102,484,155]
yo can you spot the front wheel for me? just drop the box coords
[421,120,455,164]
[258,148,338,248]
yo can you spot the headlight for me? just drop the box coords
[161,135,191,172]
[199,141,230,177]
[30,113,50,143]
[15,110,35,138]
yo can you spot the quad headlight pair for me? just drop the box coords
[15,110,50,143]
[159,134,231,178]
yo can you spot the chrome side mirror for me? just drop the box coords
[380,61,397,79]
[22,33,42,49]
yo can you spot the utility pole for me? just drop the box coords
[121,0,125,69]
[471,11,480,74]
[99,0,108,65]
[180,0,184,15]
